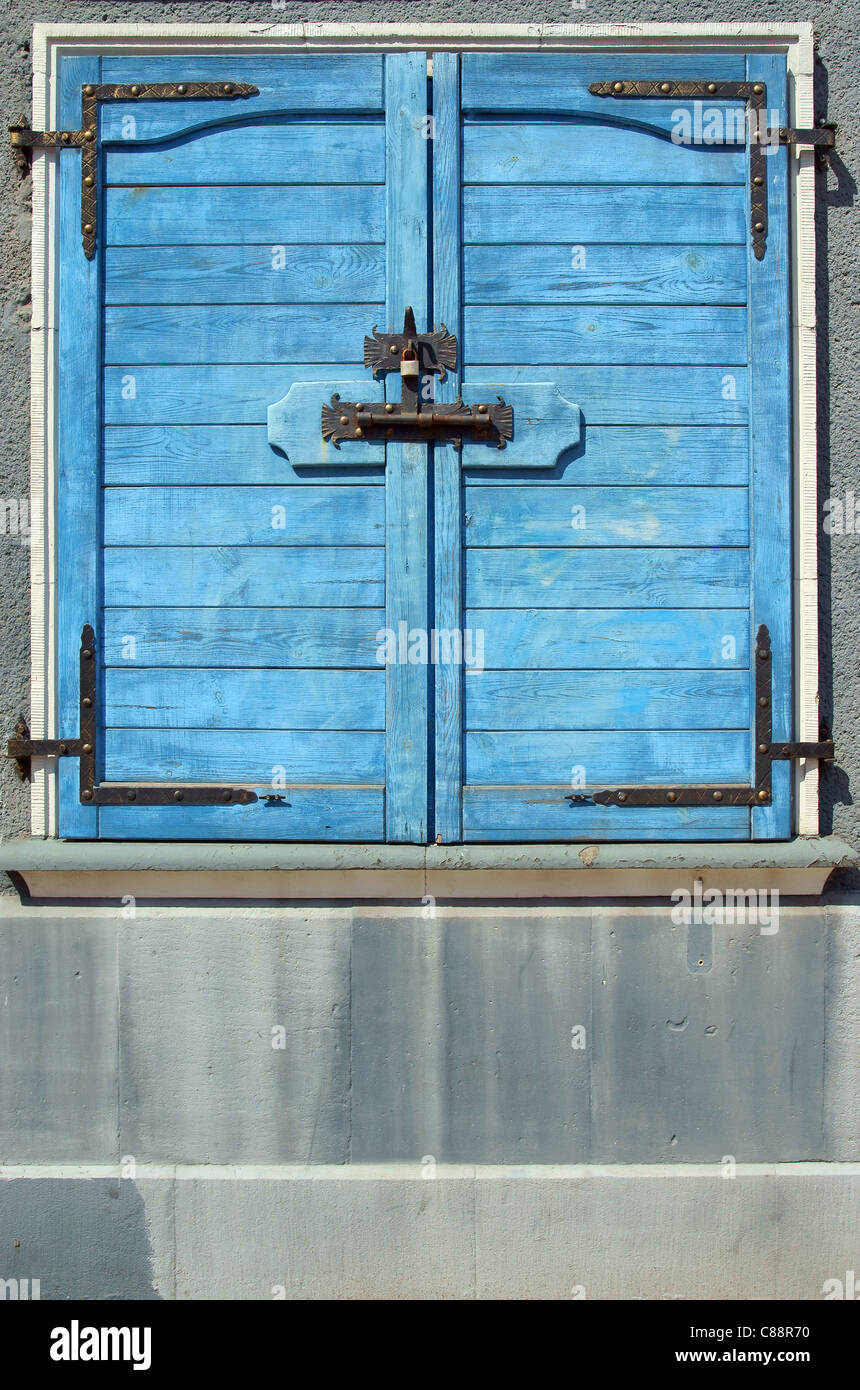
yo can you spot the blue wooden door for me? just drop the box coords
[54,48,792,843]
[56,51,430,840]
[432,51,791,842]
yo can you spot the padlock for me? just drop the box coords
[400,346,420,379]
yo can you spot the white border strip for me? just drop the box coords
[28,22,820,839]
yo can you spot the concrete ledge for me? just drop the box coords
[0,836,854,900]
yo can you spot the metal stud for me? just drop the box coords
[757,789,769,802]
[389,344,398,354]
[82,743,93,754]
[355,427,363,437]
[712,790,723,801]
[707,83,717,93]
[221,789,232,802]
[173,790,184,802]
[666,791,677,802]
[754,221,765,233]
[477,404,488,414]
[61,132,71,143]
[759,696,769,707]
[339,415,349,426]
[83,225,94,236]
[82,789,93,801]
[753,84,764,94]
[83,85,95,96]
[84,129,95,141]
[660,82,671,94]
[177,84,187,95]
[759,744,768,754]
[753,175,764,186]
[758,648,769,659]
[58,743,68,755]
[127,789,136,801]
[223,84,234,94]
[83,174,94,187]
[385,403,395,414]
[83,648,93,659]
[612,81,624,93]
[82,697,92,708]
[616,791,627,802]
[130,85,141,96]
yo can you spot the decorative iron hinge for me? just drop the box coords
[10,80,258,258]
[321,307,514,449]
[568,625,835,809]
[7,626,258,806]
[589,80,836,260]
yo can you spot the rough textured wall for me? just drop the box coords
[0,1,857,884]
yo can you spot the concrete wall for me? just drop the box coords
[1,2,858,1299]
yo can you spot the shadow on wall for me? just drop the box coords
[0,1179,161,1300]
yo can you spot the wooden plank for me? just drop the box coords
[105,185,385,246]
[384,52,430,843]
[57,54,100,839]
[466,366,748,425]
[100,55,385,139]
[461,53,747,114]
[104,547,384,608]
[464,306,746,366]
[104,245,385,305]
[464,185,746,245]
[463,122,745,184]
[464,486,748,547]
[98,789,385,842]
[462,426,749,487]
[432,49,464,842]
[105,729,383,782]
[103,485,384,546]
[464,243,747,306]
[465,670,749,731]
[105,668,385,731]
[462,787,749,843]
[103,426,386,486]
[105,123,384,185]
[465,608,749,669]
[105,304,385,366]
[103,607,386,667]
[466,731,749,785]
[103,364,749,426]
[466,547,749,609]
[748,54,793,840]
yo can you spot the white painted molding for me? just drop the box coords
[25,21,822,841]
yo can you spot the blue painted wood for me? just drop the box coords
[460,53,747,114]
[104,123,384,185]
[464,486,748,548]
[103,607,386,667]
[384,52,430,843]
[465,670,749,731]
[104,547,385,608]
[103,364,748,426]
[466,731,749,785]
[57,54,101,838]
[105,730,383,782]
[99,791,385,842]
[461,384,580,469]
[748,54,792,840]
[106,185,385,246]
[105,668,384,730]
[105,305,385,366]
[464,185,746,245]
[463,121,745,184]
[466,548,749,610]
[103,486,384,546]
[464,244,747,306]
[462,789,749,843]
[432,49,464,842]
[462,426,749,487]
[464,306,747,366]
[466,608,749,669]
[105,245,385,305]
[267,380,385,466]
[104,426,386,486]
[100,54,385,138]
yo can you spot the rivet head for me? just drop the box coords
[58,743,68,755]
[477,404,488,414]
[355,403,364,411]
[758,648,769,659]
[223,84,234,94]
[617,791,627,803]
[782,746,792,758]
[386,427,393,437]
[667,790,677,802]
[61,132,70,143]
[712,790,723,802]
[177,84,187,95]
[83,223,94,235]
[339,415,349,426]
[173,790,184,802]
[754,221,765,233]
[83,174,94,187]
[753,175,764,186]
[83,84,95,96]
[753,84,764,94]
[389,344,398,355]
[82,697,92,708]
[759,696,769,708]
[130,85,141,96]
[84,129,95,142]
[82,789,93,801]
[354,427,363,437]
[221,789,232,802]
[660,82,671,94]
[757,789,769,802]
[127,789,136,801]
[82,743,93,754]
[612,81,624,93]
[708,83,717,94]
[759,743,768,754]
[82,648,93,659]
[385,403,395,414]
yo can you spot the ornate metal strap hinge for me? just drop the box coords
[322,307,514,449]
[589,80,836,260]
[569,625,834,810]
[7,626,258,806]
[10,80,258,258]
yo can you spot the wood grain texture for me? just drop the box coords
[466,608,749,669]
[464,486,748,547]
[105,305,385,366]
[466,547,749,609]
[105,729,383,782]
[461,426,749,487]
[465,670,749,731]
[105,245,385,306]
[466,730,749,785]
[106,185,385,246]
[464,306,746,366]
[104,546,385,608]
[105,668,384,730]
[98,789,384,842]
[104,425,386,486]
[462,787,749,843]
[103,607,386,667]
[464,185,746,245]
[103,486,384,546]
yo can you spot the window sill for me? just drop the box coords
[0,837,853,902]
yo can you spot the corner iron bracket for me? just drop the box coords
[7,626,258,806]
[10,80,258,258]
